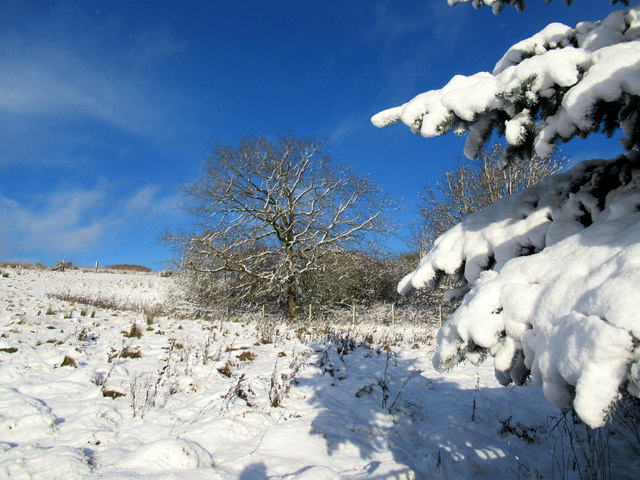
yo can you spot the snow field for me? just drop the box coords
[1,268,639,479]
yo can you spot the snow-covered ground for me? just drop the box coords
[0,268,638,479]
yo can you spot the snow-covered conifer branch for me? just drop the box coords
[372,5,640,162]
[447,0,629,16]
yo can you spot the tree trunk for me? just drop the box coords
[284,239,298,318]
[286,279,297,319]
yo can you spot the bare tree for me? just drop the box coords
[167,135,395,318]
[415,144,565,252]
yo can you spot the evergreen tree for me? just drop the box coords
[374,3,640,427]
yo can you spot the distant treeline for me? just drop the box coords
[0,261,152,273]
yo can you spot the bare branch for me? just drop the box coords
[416,144,565,249]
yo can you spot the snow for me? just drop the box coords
[372,5,640,160]
[493,23,575,73]
[504,109,529,145]
[2,267,638,478]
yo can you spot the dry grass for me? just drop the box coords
[217,362,233,378]
[237,351,257,362]
[121,347,143,359]
[47,291,166,318]
[102,389,126,399]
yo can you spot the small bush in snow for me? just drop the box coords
[123,324,144,339]
[217,362,233,378]
[61,356,79,368]
[120,347,142,359]
[107,264,153,273]
[237,351,256,362]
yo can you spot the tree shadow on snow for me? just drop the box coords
[303,340,553,479]
[238,462,268,480]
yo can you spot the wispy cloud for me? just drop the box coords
[0,10,187,143]
[0,187,106,258]
[0,44,157,136]
[122,185,183,222]
[127,27,187,65]
[328,117,362,144]
[369,1,469,47]
[367,1,473,107]
[0,184,181,261]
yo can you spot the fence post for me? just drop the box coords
[308,304,312,321]
[439,303,444,326]
[262,304,266,321]
[352,304,356,324]
[95,261,99,272]
[392,303,397,326]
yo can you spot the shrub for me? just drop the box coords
[107,264,153,273]
[120,346,142,359]
[217,362,233,378]
[51,260,76,271]
[123,324,144,339]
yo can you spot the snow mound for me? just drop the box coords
[400,153,640,427]
[118,439,214,472]
[0,387,58,443]
[372,5,640,160]
[0,444,92,480]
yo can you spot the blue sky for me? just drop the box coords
[0,0,623,269]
